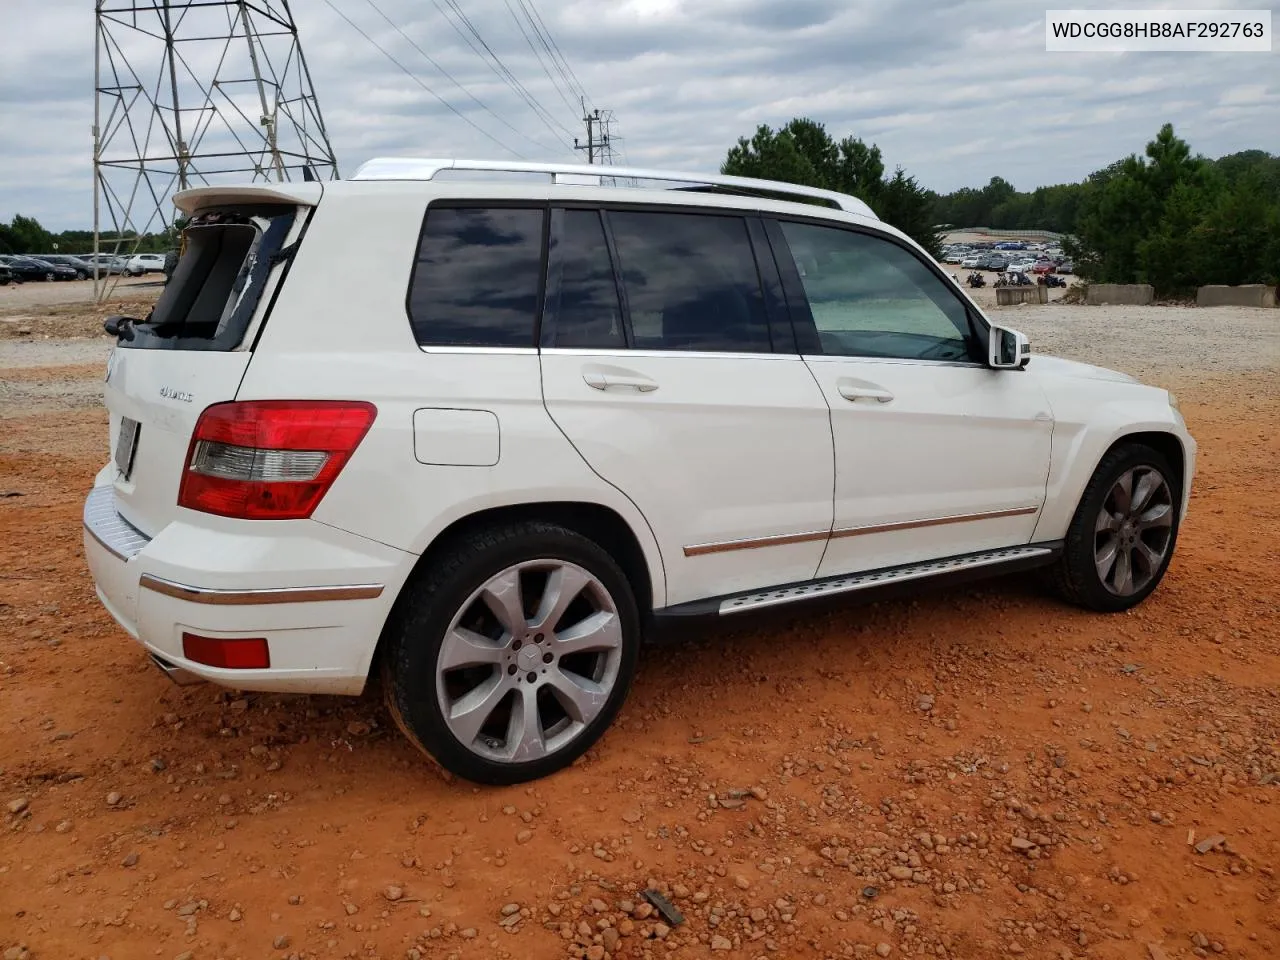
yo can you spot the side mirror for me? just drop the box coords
[988,325,1030,369]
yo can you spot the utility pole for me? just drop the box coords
[574,99,598,164]
[574,99,620,166]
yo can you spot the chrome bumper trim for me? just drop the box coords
[83,484,151,561]
[139,573,385,605]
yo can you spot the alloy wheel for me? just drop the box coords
[1094,466,1174,596]
[435,559,623,764]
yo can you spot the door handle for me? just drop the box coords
[583,371,659,393]
[838,384,894,403]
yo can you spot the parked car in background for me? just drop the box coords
[126,253,167,275]
[1058,260,1074,274]
[0,255,78,282]
[961,254,983,269]
[1031,259,1057,275]
[79,254,131,278]
[39,255,95,279]
[1006,259,1037,274]
[83,157,1197,784]
[0,262,12,286]
[979,253,1009,270]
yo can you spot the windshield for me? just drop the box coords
[120,206,296,352]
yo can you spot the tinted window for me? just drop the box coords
[547,209,625,349]
[609,211,771,353]
[779,221,974,362]
[409,206,545,347]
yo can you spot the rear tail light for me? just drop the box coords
[178,400,376,519]
[182,632,271,669]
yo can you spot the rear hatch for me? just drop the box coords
[103,185,319,537]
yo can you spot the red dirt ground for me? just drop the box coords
[1,370,1277,960]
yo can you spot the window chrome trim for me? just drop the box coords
[418,345,538,355]
[801,354,985,370]
[139,574,385,605]
[682,506,1040,557]
[541,347,800,361]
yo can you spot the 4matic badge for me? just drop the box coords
[160,386,193,403]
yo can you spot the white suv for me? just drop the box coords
[84,159,1196,783]
[125,253,167,276]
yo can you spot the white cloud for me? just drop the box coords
[1,0,1276,228]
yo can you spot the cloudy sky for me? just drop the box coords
[1,0,1276,230]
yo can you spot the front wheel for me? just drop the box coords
[381,521,641,784]
[1045,443,1181,612]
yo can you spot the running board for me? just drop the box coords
[653,544,1060,621]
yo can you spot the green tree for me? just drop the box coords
[721,117,940,256]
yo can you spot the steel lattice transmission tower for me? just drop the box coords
[93,0,339,296]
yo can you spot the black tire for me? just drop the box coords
[1044,442,1181,612]
[44,272,55,282]
[381,521,641,784]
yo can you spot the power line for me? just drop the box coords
[359,0,569,155]
[504,0,580,120]
[518,0,592,110]
[321,0,528,159]
[435,0,578,144]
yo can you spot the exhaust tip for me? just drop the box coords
[149,653,204,687]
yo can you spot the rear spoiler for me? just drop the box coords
[173,183,323,214]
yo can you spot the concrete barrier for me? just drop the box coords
[996,286,1048,306]
[1085,283,1154,306]
[1196,284,1277,308]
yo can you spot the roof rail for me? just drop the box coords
[349,158,878,219]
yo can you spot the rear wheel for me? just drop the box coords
[44,272,55,282]
[1045,443,1180,612]
[381,521,640,784]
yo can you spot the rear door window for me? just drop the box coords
[123,206,297,351]
[607,210,773,353]
[408,206,547,348]
[543,209,626,349]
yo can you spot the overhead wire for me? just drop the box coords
[515,0,591,112]
[435,0,578,144]
[321,0,528,158]
[503,0,581,120]
[359,0,569,155]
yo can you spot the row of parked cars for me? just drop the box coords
[0,251,170,284]
[941,244,1073,276]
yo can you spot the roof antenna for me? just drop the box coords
[302,164,317,182]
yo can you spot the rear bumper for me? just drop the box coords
[83,480,417,695]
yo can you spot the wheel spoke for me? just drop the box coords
[1110,470,1134,515]
[480,570,527,637]
[505,686,546,762]
[1095,509,1121,534]
[1133,539,1164,576]
[530,564,592,633]
[445,674,511,746]
[1095,537,1119,582]
[546,666,609,726]
[438,627,506,671]
[1137,502,1173,530]
[1130,470,1161,515]
[553,610,621,657]
[1112,548,1134,595]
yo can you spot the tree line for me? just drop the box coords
[0,215,174,257]
[930,125,1280,293]
[721,118,1279,296]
